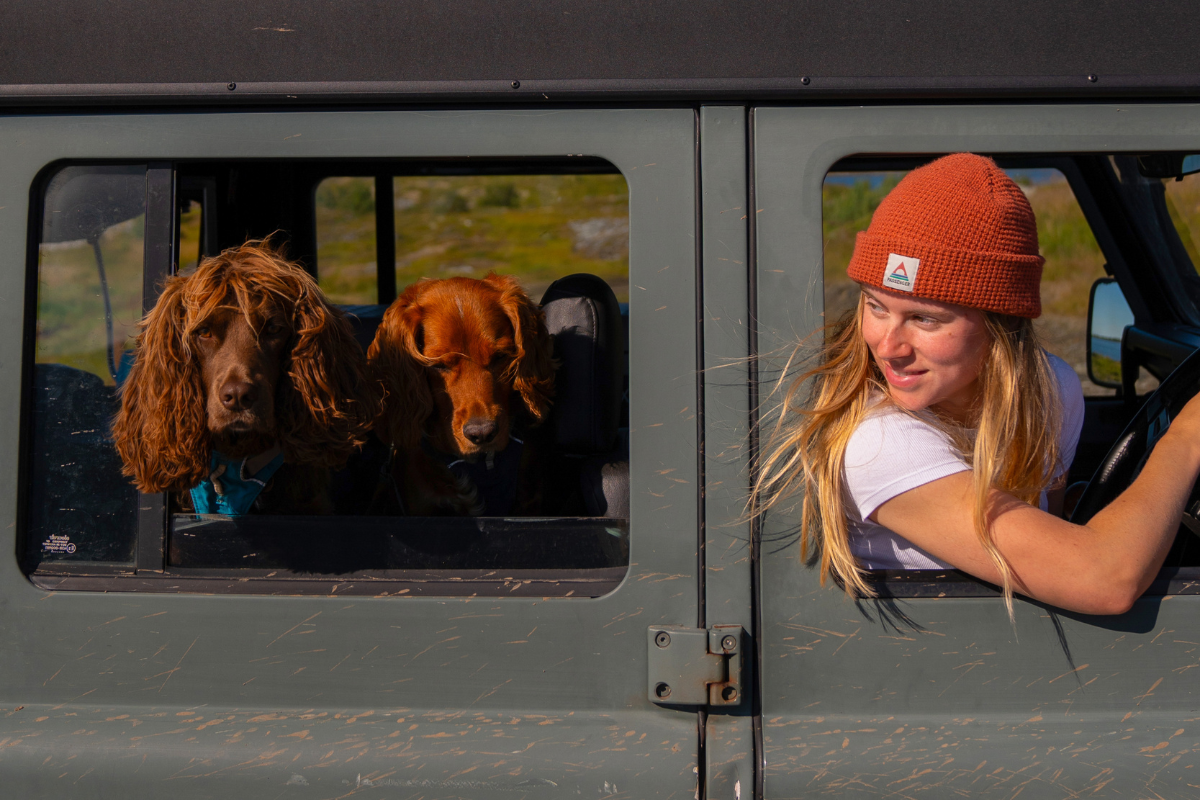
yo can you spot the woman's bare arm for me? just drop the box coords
[873,393,1200,615]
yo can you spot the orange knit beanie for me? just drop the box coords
[846,153,1044,318]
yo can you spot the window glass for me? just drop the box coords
[37,166,146,384]
[27,165,146,569]
[177,199,202,274]
[823,166,1111,395]
[316,177,377,304]
[317,174,630,304]
[27,161,631,594]
[1163,173,1200,271]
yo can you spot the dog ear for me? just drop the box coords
[367,284,433,451]
[111,276,210,493]
[278,285,380,469]
[484,273,556,422]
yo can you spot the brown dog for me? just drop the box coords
[367,274,556,515]
[112,240,378,515]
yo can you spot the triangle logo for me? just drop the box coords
[883,253,920,292]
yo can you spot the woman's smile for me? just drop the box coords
[879,360,928,389]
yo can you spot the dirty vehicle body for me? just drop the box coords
[6,1,1200,797]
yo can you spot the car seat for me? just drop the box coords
[540,274,629,519]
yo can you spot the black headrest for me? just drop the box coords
[338,304,388,352]
[540,274,624,454]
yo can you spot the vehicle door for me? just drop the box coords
[0,108,704,798]
[753,104,1200,796]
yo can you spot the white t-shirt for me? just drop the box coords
[844,352,1085,570]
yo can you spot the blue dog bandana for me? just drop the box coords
[189,448,286,516]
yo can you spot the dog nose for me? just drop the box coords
[221,380,257,411]
[463,418,498,445]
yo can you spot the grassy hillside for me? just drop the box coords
[316,174,630,305]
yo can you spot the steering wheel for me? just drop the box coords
[1071,347,1200,539]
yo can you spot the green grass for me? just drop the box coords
[316,174,630,305]
[35,217,145,385]
[1091,353,1122,386]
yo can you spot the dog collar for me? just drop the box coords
[189,445,285,517]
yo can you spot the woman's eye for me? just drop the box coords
[195,327,213,339]
[431,362,449,372]
[265,322,285,335]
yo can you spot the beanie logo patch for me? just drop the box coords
[883,253,920,293]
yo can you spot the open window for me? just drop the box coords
[821,153,1200,597]
[23,159,631,596]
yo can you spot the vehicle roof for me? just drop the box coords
[3,0,1200,106]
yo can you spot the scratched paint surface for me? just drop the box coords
[752,104,1200,797]
[761,549,1200,795]
[0,705,697,798]
[0,109,705,798]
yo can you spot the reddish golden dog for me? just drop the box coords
[112,241,377,514]
[368,274,556,515]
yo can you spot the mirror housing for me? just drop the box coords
[1136,154,1200,181]
[1087,277,1134,389]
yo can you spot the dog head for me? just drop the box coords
[112,240,379,493]
[368,273,556,458]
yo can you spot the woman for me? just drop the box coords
[757,152,1200,616]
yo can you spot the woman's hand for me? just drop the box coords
[874,393,1200,614]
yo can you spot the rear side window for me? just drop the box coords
[23,159,631,597]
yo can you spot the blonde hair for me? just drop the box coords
[754,292,1062,613]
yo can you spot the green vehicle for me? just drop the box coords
[6,2,1200,797]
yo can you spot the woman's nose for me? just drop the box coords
[874,322,912,359]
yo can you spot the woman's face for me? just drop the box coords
[859,285,991,421]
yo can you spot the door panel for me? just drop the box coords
[753,104,1200,795]
[0,109,701,797]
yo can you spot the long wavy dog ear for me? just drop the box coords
[111,276,210,493]
[484,273,556,422]
[278,283,380,469]
[367,283,433,451]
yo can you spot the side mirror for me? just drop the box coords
[1087,277,1134,389]
[1137,154,1200,181]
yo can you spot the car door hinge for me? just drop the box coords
[647,624,743,707]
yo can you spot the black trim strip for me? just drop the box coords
[864,567,1200,599]
[29,566,627,597]
[694,107,706,631]
[5,75,1200,106]
[375,174,396,306]
[745,105,765,800]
